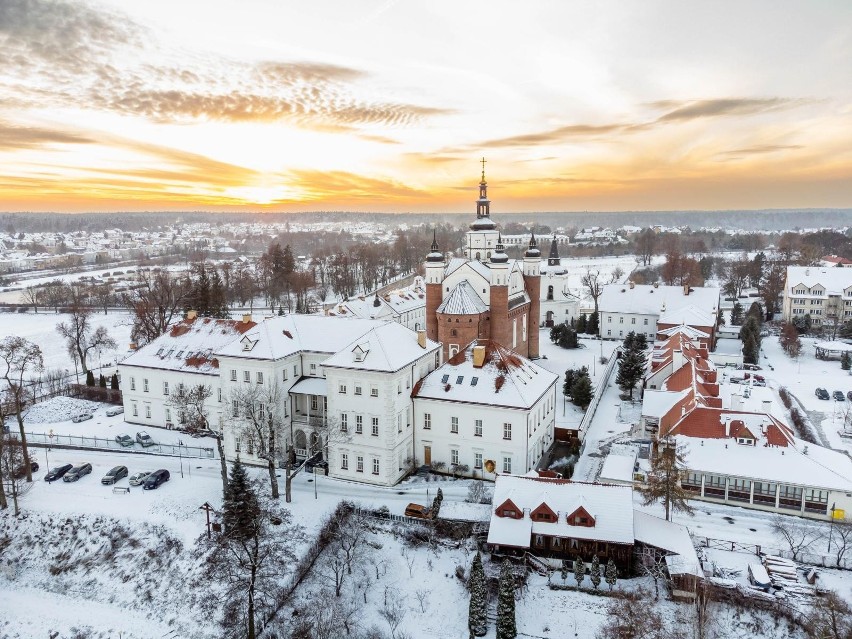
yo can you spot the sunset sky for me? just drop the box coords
[1,0,851,213]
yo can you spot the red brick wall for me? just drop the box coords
[425,282,441,343]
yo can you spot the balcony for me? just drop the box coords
[292,413,327,428]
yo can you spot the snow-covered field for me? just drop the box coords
[0,310,133,376]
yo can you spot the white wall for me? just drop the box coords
[601,312,657,340]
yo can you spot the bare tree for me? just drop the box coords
[599,589,683,639]
[0,435,31,516]
[21,286,40,313]
[581,268,606,316]
[635,228,657,266]
[123,270,192,345]
[401,546,417,578]
[770,514,825,561]
[808,589,852,639]
[0,336,43,483]
[414,588,429,614]
[0,395,12,509]
[830,519,852,566]
[380,589,407,639]
[293,590,362,639]
[56,303,117,374]
[229,383,286,498]
[166,383,228,498]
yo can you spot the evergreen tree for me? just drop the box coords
[98,374,107,388]
[571,374,593,409]
[717,307,725,326]
[85,370,95,386]
[842,352,851,371]
[793,313,813,334]
[590,555,602,590]
[560,559,569,584]
[840,319,852,340]
[495,560,517,639]
[558,326,579,349]
[576,314,587,334]
[588,311,599,335]
[223,457,260,540]
[739,316,762,365]
[632,332,648,352]
[746,301,764,325]
[550,324,562,344]
[110,373,119,390]
[638,442,695,521]
[573,556,585,589]
[468,552,488,637]
[563,369,576,398]
[616,351,643,399]
[431,487,443,517]
[192,262,212,316]
[278,305,285,316]
[209,269,230,318]
[730,302,744,325]
[622,331,636,352]
[605,558,618,591]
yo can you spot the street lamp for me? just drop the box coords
[178,440,184,478]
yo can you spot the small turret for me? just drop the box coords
[426,230,444,263]
[524,232,541,259]
[547,234,560,266]
[490,233,508,264]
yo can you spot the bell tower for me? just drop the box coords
[466,158,500,262]
[424,230,444,343]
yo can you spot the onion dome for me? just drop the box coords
[426,230,444,263]
[491,233,509,264]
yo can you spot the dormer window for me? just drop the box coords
[240,335,256,352]
[567,506,596,527]
[737,437,754,445]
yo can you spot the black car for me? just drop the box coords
[816,388,830,400]
[304,453,328,474]
[44,463,73,483]
[833,390,846,401]
[13,460,39,479]
[63,463,93,482]
[101,465,129,485]
[142,469,170,490]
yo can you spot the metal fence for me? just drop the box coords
[578,347,620,440]
[697,535,851,570]
[25,431,216,459]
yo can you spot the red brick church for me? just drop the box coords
[425,161,541,360]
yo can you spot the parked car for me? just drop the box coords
[129,471,153,486]
[101,465,128,485]
[729,377,745,385]
[106,407,124,417]
[847,390,852,402]
[12,460,39,479]
[63,463,93,482]
[737,364,762,371]
[404,503,431,519]
[135,431,155,447]
[833,390,845,401]
[71,413,93,423]
[143,469,170,490]
[45,463,73,483]
[115,434,135,447]
[816,388,830,400]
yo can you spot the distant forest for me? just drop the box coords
[1,208,850,234]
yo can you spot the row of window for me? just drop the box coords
[422,414,511,439]
[607,330,654,338]
[608,316,650,325]
[446,450,512,473]
[683,473,829,505]
[229,363,304,385]
[339,383,380,397]
[339,453,381,475]
[339,414,382,436]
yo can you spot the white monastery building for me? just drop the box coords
[781,265,852,327]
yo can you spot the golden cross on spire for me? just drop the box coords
[480,156,487,181]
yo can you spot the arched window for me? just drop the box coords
[451,329,458,337]
[475,252,481,260]
[547,285,554,301]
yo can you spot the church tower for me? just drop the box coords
[548,235,561,266]
[523,234,541,358]
[489,234,510,348]
[424,230,444,343]
[465,158,500,262]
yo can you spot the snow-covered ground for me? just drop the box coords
[536,332,621,432]
[0,310,134,376]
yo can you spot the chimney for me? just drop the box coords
[724,416,730,437]
[242,313,252,324]
[762,400,772,414]
[472,345,486,368]
[731,394,742,411]
[673,349,685,371]
[629,281,635,289]
[129,342,138,351]
[417,329,427,349]
[186,309,197,320]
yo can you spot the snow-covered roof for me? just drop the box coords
[322,322,440,373]
[633,511,701,577]
[413,340,557,410]
[487,476,635,548]
[437,281,488,315]
[599,453,636,484]
[121,316,255,375]
[289,376,328,396]
[641,389,692,419]
[216,316,389,361]
[813,341,852,353]
[658,305,715,329]
[676,434,852,492]
[658,325,710,340]
[599,284,719,318]
[786,266,852,295]
[445,257,491,282]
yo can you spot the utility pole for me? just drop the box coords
[200,502,214,539]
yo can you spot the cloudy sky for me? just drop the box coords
[1,0,851,213]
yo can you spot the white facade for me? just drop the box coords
[412,341,557,479]
[782,266,852,326]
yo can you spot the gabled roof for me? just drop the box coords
[487,476,635,547]
[599,284,719,317]
[322,322,440,372]
[413,340,557,409]
[121,316,255,375]
[786,266,852,295]
[437,281,488,315]
[658,305,715,329]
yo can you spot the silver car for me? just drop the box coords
[71,413,93,423]
[63,463,93,482]
[128,471,153,486]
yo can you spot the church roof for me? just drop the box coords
[437,281,488,315]
[548,236,560,260]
